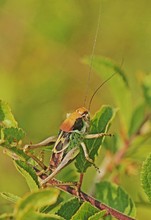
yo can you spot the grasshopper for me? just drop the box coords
[24,105,112,189]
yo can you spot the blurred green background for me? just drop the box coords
[0,0,151,219]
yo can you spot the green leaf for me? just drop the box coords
[141,152,151,202]
[1,146,30,162]
[57,198,81,220]
[142,74,151,106]
[0,192,20,203]
[14,160,39,191]
[14,188,60,220]
[84,56,132,130]
[8,147,30,161]
[128,104,145,136]
[0,100,17,127]
[0,100,25,148]
[75,105,116,173]
[40,193,64,215]
[3,127,25,144]
[71,202,99,220]
[95,181,136,218]
[88,210,106,220]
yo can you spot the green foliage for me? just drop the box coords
[14,160,39,191]
[14,188,60,220]
[88,211,106,220]
[95,181,136,218]
[0,1,151,219]
[57,198,105,220]
[1,59,151,219]
[0,100,25,147]
[141,153,151,202]
[75,105,116,172]
[3,127,25,144]
[0,100,17,127]
[0,192,20,204]
[57,198,81,220]
[71,202,99,220]
[6,147,30,161]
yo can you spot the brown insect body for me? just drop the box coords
[49,107,90,171]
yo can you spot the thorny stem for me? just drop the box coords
[38,171,135,220]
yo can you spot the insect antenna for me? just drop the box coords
[83,2,102,107]
[88,57,124,111]
[88,72,116,111]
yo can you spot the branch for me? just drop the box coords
[39,172,135,220]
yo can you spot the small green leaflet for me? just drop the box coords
[3,127,25,144]
[75,105,116,173]
[0,100,17,127]
[71,202,99,220]
[141,153,151,202]
[14,160,39,191]
[6,146,30,161]
[57,198,81,220]
[14,188,60,220]
[0,192,20,203]
[88,210,106,220]
[0,100,25,147]
[95,181,136,218]
[57,199,106,220]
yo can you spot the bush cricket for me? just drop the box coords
[24,74,115,191]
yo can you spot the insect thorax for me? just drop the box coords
[67,117,89,150]
[68,131,84,151]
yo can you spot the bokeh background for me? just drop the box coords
[0,0,151,219]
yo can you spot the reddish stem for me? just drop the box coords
[39,173,135,220]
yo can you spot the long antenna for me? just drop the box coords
[83,2,102,107]
[88,57,124,110]
[88,72,116,110]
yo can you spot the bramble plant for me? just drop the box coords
[0,57,151,220]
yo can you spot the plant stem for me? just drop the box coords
[39,171,135,220]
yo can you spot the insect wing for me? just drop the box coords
[53,131,70,153]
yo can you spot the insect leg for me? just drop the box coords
[85,133,112,139]
[80,142,100,172]
[40,147,80,186]
[24,136,57,151]
[23,136,57,170]
[76,173,84,198]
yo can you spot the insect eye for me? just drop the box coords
[82,112,90,120]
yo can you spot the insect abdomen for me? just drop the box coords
[49,131,70,171]
[49,151,63,171]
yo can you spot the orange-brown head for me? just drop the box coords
[60,107,90,132]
